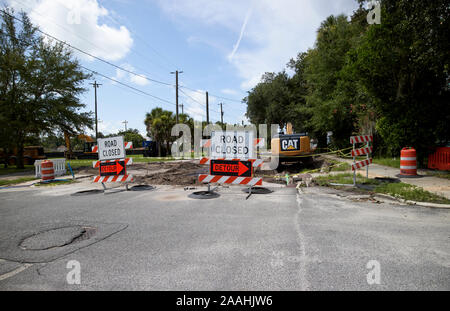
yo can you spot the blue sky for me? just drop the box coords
[6,0,360,138]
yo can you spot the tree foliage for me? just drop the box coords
[0,9,93,168]
[144,108,194,156]
[244,0,449,164]
[117,128,145,149]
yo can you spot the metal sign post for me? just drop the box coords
[353,140,356,186]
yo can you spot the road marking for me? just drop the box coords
[295,191,310,291]
[0,263,33,281]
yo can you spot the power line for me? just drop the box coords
[101,11,178,72]
[1,8,244,121]
[179,88,220,114]
[179,85,243,103]
[11,0,175,85]
[1,9,175,88]
[79,65,175,107]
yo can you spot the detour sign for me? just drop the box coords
[210,159,252,177]
[100,160,126,176]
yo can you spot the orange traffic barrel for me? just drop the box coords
[400,147,417,176]
[41,160,55,181]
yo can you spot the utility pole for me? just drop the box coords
[170,70,183,123]
[180,103,184,115]
[219,103,224,126]
[206,91,209,124]
[122,120,128,131]
[90,81,102,140]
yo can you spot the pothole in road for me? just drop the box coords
[242,187,274,194]
[71,189,104,196]
[19,226,97,250]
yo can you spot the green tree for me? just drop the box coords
[244,71,293,129]
[144,107,176,156]
[0,9,93,168]
[302,14,362,148]
[117,128,144,149]
[351,0,450,163]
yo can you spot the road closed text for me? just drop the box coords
[97,136,125,161]
[214,145,249,155]
[102,148,121,158]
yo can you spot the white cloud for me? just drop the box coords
[221,88,238,96]
[179,88,217,121]
[157,0,359,90]
[113,63,149,86]
[7,0,133,61]
[130,74,149,86]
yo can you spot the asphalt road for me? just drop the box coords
[0,181,449,290]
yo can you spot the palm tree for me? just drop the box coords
[144,108,176,156]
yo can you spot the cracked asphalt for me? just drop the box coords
[0,181,449,290]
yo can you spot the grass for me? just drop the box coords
[0,155,177,175]
[375,182,450,204]
[425,170,450,180]
[315,173,450,204]
[0,177,37,187]
[0,165,35,175]
[372,157,400,168]
[315,173,378,186]
[328,160,351,172]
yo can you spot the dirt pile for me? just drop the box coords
[133,161,208,185]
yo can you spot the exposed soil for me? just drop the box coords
[133,161,208,185]
[75,157,335,186]
[254,156,333,184]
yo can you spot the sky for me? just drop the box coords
[5,0,360,139]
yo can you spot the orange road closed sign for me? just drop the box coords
[210,159,252,177]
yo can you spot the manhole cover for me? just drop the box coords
[20,226,96,250]
[188,191,220,199]
[71,189,104,196]
[242,187,273,194]
[129,185,155,191]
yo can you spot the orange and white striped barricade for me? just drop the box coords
[92,157,133,168]
[197,131,266,198]
[92,136,134,192]
[199,157,264,168]
[350,135,373,185]
[198,159,263,198]
[351,158,373,171]
[92,158,134,191]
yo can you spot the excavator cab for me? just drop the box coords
[271,122,314,165]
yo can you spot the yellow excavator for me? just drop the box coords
[64,132,97,159]
[271,122,315,166]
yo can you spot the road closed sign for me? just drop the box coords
[210,131,254,160]
[97,136,125,161]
